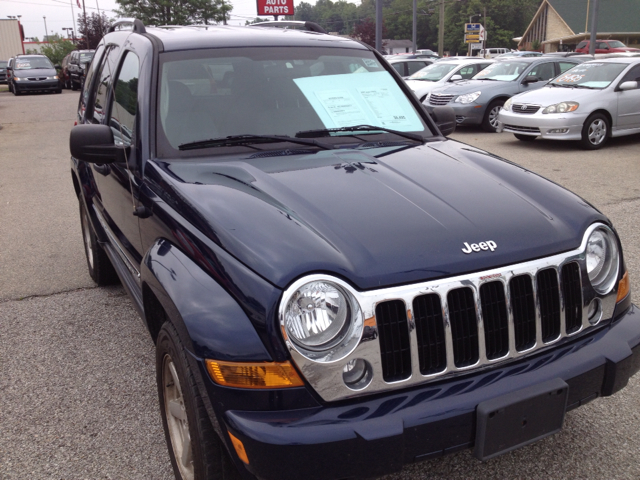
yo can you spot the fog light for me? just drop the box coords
[342,358,372,390]
[548,128,569,134]
[587,298,602,325]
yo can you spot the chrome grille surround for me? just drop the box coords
[512,103,541,114]
[429,94,455,106]
[279,223,620,402]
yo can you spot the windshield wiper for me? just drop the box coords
[573,85,598,89]
[295,125,425,144]
[178,134,334,151]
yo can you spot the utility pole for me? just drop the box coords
[412,0,417,53]
[588,0,599,55]
[43,16,48,41]
[438,0,444,56]
[375,0,382,52]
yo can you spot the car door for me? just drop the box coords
[615,64,640,130]
[87,45,145,275]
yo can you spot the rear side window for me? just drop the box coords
[392,63,405,75]
[407,61,427,75]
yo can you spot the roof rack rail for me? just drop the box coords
[109,18,146,34]
[249,20,327,34]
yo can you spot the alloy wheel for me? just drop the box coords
[587,119,607,146]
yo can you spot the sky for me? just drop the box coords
[0,0,325,41]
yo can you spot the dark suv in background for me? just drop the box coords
[0,60,8,83]
[70,18,639,480]
[66,49,95,90]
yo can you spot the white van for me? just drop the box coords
[478,48,510,58]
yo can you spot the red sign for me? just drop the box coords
[257,0,294,16]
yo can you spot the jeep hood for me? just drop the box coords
[151,141,605,290]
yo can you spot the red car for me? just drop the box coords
[575,39,640,54]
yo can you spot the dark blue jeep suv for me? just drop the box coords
[69,19,639,480]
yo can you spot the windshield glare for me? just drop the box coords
[158,47,432,153]
[14,57,54,70]
[473,61,528,81]
[550,62,628,89]
[408,63,457,81]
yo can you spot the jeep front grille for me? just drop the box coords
[375,263,583,379]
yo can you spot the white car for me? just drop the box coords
[497,58,640,149]
[404,58,494,102]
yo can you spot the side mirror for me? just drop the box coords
[619,81,638,91]
[523,75,539,84]
[424,105,456,137]
[54,64,61,69]
[70,124,129,164]
[449,74,463,81]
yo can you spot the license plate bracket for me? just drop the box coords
[474,378,568,460]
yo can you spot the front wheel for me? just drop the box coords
[482,100,505,132]
[71,80,78,91]
[580,113,609,150]
[514,133,536,142]
[157,323,241,480]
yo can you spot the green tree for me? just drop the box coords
[77,12,112,49]
[115,0,230,26]
[39,39,77,66]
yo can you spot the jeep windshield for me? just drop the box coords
[472,61,528,81]
[157,47,435,156]
[549,62,628,89]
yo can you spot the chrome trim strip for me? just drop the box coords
[280,223,619,402]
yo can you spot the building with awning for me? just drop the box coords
[518,0,640,52]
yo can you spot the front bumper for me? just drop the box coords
[13,79,59,92]
[443,102,486,126]
[497,109,589,140]
[222,304,640,480]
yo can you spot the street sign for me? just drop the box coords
[470,43,482,50]
[465,34,480,43]
[257,0,294,16]
[465,23,482,32]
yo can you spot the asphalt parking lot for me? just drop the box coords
[1,89,639,479]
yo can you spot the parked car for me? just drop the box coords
[8,54,61,95]
[425,57,583,131]
[575,40,640,54]
[497,58,640,149]
[478,47,511,58]
[404,58,494,102]
[0,60,7,83]
[70,18,638,480]
[60,52,73,89]
[67,49,95,90]
[496,51,543,58]
[387,56,435,78]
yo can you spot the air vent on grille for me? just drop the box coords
[413,294,446,374]
[510,275,536,351]
[448,288,479,367]
[376,300,411,382]
[537,268,561,341]
[562,262,582,333]
[480,281,509,359]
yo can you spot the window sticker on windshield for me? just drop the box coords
[294,71,423,132]
[363,58,379,68]
[557,73,585,83]
[16,62,31,68]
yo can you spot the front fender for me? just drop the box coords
[141,238,272,362]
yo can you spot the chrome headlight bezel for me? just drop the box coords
[585,225,619,295]
[454,91,481,104]
[542,101,579,114]
[280,276,363,363]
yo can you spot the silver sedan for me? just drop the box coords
[497,58,640,149]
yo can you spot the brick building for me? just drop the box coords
[518,0,640,52]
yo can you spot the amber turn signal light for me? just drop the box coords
[228,431,249,464]
[616,271,630,303]
[205,359,304,389]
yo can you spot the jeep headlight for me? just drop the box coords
[503,97,513,111]
[282,278,363,362]
[454,91,481,104]
[542,102,579,114]
[585,227,619,294]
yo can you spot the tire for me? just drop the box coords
[481,100,505,132]
[514,133,536,141]
[580,113,609,150]
[71,80,78,91]
[79,200,119,286]
[13,87,20,96]
[8,81,13,93]
[157,323,241,480]
[55,89,62,94]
